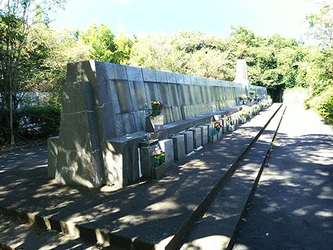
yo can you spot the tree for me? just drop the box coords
[302,1,333,125]
[80,23,117,62]
[306,1,333,47]
[114,32,134,65]
[0,0,66,145]
[129,32,179,71]
[80,24,133,64]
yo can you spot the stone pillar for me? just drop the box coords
[189,127,202,149]
[234,59,250,96]
[159,139,174,168]
[180,131,194,154]
[171,134,186,161]
[139,139,159,177]
[47,136,59,178]
[198,124,209,146]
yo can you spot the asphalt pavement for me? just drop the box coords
[0,103,332,250]
[233,105,333,250]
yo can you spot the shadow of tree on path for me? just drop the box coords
[235,133,333,250]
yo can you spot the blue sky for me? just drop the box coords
[51,0,317,39]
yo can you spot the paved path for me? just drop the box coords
[233,106,333,250]
[0,104,282,250]
[1,104,332,250]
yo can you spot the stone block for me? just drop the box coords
[198,125,209,145]
[171,134,186,161]
[142,67,157,82]
[217,128,223,139]
[175,73,185,84]
[54,81,105,188]
[159,139,174,168]
[209,134,218,143]
[180,131,194,154]
[47,136,59,178]
[166,72,177,83]
[105,133,146,187]
[139,139,158,177]
[126,65,143,82]
[156,70,168,83]
[189,127,202,149]
[151,163,166,179]
[214,114,222,121]
[112,63,127,80]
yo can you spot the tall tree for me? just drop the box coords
[33,26,90,104]
[303,1,333,124]
[80,24,133,64]
[0,0,66,145]
[114,32,134,65]
[306,1,333,47]
[80,24,117,62]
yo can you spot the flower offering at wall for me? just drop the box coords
[151,145,165,167]
[214,121,221,132]
[145,101,164,132]
[146,101,164,117]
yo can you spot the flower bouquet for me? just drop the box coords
[151,145,165,167]
[151,145,166,179]
[147,101,164,117]
[214,121,221,132]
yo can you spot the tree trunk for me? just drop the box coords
[9,88,15,145]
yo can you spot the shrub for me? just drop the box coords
[315,86,333,125]
[17,105,61,140]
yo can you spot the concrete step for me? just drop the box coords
[0,216,118,250]
[178,105,286,250]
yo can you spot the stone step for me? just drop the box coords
[0,216,118,250]
[178,105,286,250]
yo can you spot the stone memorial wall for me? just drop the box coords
[48,60,267,189]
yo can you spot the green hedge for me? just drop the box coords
[17,105,61,140]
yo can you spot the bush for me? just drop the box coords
[305,85,333,125]
[315,86,333,125]
[17,105,61,140]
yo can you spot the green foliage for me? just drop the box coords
[302,2,333,124]
[306,2,333,47]
[0,0,67,145]
[80,24,133,63]
[114,32,134,64]
[1,0,333,144]
[129,31,234,80]
[17,105,61,140]
[305,84,333,125]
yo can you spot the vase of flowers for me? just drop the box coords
[145,101,164,132]
[214,121,221,132]
[226,116,235,132]
[238,94,247,105]
[151,145,166,179]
